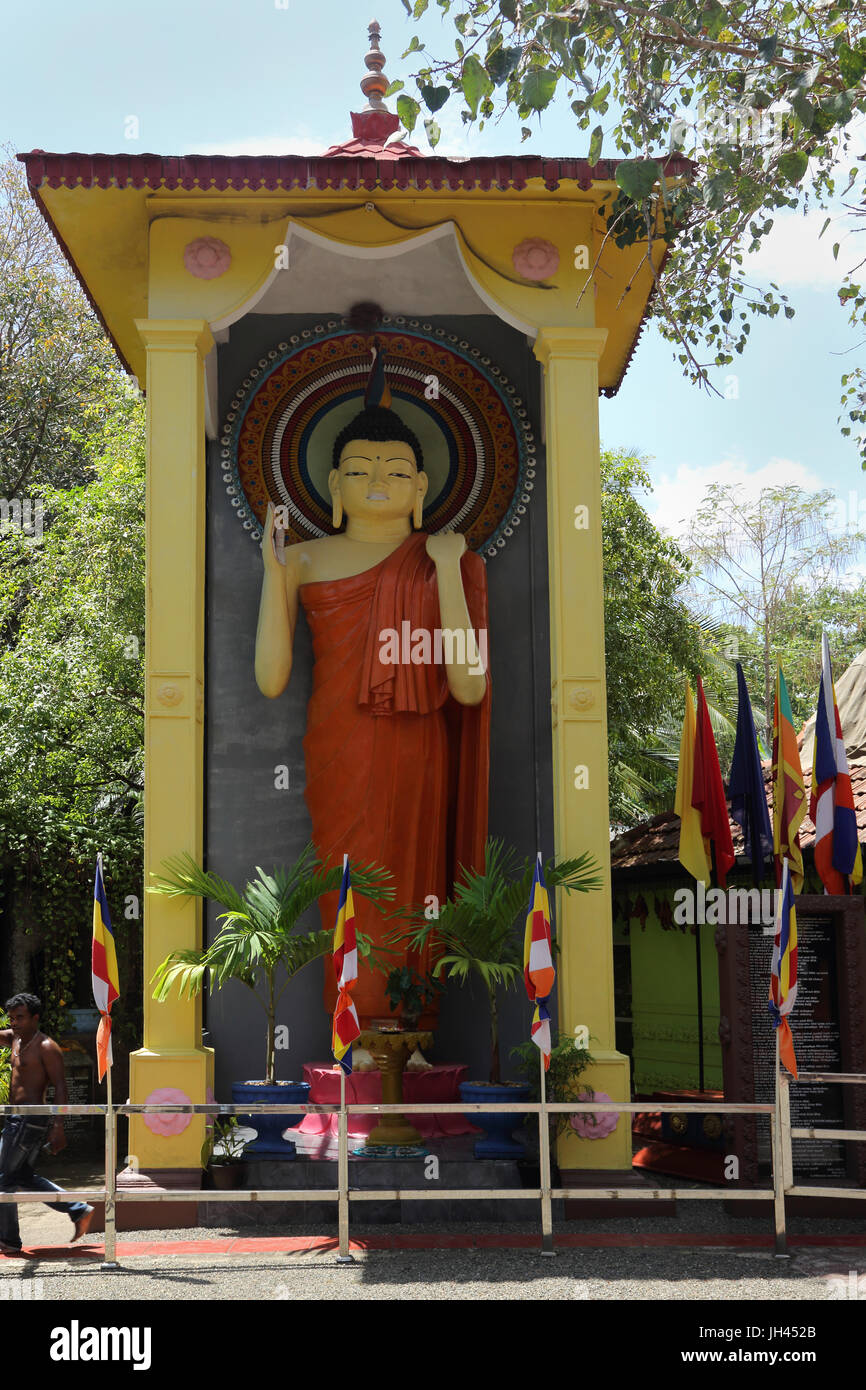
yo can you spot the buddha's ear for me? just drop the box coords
[416,470,429,501]
[328,468,341,497]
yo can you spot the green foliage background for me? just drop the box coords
[0,383,145,1063]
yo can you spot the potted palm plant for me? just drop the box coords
[151,843,393,1158]
[202,1115,248,1190]
[390,839,601,1158]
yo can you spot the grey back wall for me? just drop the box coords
[205,312,554,1095]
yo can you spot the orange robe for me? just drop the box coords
[299,532,490,1025]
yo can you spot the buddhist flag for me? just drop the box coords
[675,680,712,885]
[768,859,798,1079]
[728,662,773,885]
[772,664,806,892]
[810,632,863,895]
[692,676,736,888]
[332,855,361,1074]
[364,337,392,409]
[524,854,555,1068]
[91,853,119,1082]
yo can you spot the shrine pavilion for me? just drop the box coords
[19,22,693,1217]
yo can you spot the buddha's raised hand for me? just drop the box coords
[262,502,287,572]
[425,530,466,567]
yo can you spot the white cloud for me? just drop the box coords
[182,133,338,157]
[745,206,856,291]
[178,96,478,162]
[649,454,824,537]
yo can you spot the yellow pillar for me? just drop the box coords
[534,326,631,1171]
[127,319,214,1172]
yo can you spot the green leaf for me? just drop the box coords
[835,39,866,88]
[588,125,603,165]
[757,35,778,62]
[397,94,422,134]
[703,170,734,209]
[520,126,532,142]
[401,36,424,57]
[778,150,808,185]
[499,0,518,19]
[424,118,441,149]
[386,80,405,98]
[486,44,522,86]
[791,91,814,128]
[701,0,728,40]
[521,68,557,113]
[413,0,429,15]
[420,83,451,113]
[615,158,661,201]
[462,54,493,116]
[736,175,762,211]
[823,90,854,127]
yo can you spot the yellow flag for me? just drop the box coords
[675,680,711,885]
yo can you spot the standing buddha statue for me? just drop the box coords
[254,343,491,1025]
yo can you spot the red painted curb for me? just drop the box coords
[3,1231,866,1258]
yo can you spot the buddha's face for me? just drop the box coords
[330,438,428,523]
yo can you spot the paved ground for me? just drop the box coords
[2,1239,865,1301]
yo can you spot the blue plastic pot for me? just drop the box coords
[231,1080,310,1159]
[458,1081,532,1159]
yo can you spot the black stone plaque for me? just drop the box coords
[748,913,845,1177]
[45,1048,96,1144]
[717,890,866,1187]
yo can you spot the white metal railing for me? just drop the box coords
[3,1077,863,1266]
[0,1094,797,1266]
[777,1070,866,1201]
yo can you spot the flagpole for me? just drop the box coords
[337,1055,354,1265]
[538,1051,554,1257]
[772,1022,787,1257]
[102,1056,118,1269]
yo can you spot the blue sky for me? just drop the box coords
[4,0,865,563]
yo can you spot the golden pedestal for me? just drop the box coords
[358,1029,433,1147]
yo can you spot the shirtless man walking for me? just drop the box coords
[0,993,93,1254]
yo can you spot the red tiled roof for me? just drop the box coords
[18,150,694,195]
[322,138,424,159]
[610,764,866,871]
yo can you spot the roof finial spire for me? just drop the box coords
[350,19,400,143]
[359,20,391,113]
[322,19,423,158]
